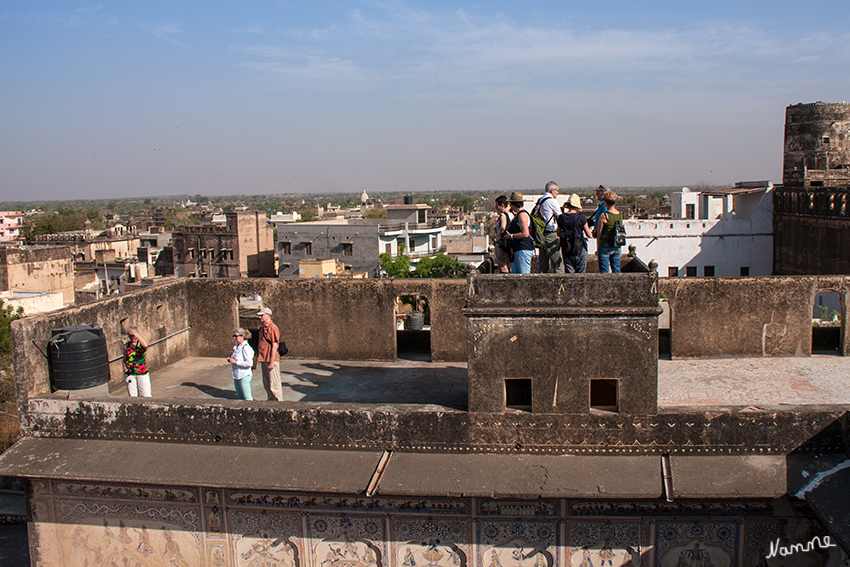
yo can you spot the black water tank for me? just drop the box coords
[48,325,110,390]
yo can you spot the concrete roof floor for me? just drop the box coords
[103,354,850,410]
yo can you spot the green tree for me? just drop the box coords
[413,254,468,278]
[378,251,467,279]
[452,197,475,213]
[365,207,387,219]
[21,209,90,243]
[0,304,24,452]
[378,252,412,278]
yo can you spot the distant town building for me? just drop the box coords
[34,227,140,263]
[0,245,74,303]
[0,289,64,315]
[269,211,301,223]
[0,211,25,242]
[275,204,447,278]
[172,211,275,278]
[621,182,774,278]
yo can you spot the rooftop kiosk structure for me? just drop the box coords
[1,273,849,566]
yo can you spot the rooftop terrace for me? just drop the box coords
[88,355,850,410]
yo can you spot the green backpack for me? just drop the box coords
[529,196,553,248]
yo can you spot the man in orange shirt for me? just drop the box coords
[256,307,282,401]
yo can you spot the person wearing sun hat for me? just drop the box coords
[505,191,534,273]
[557,193,593,273]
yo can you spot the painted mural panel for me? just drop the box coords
[227,509,300,567]
[569,520,645,567]
[306,513,388,567]
[476,518,559,567]
[17,480,850,567]
[654,521,737,567]
[391,517,471,567]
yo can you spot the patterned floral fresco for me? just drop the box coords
[25,480,847,567]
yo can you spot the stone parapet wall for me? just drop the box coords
[186,278,468,362]
[658,275,849,358]
[22,397,847,455]
[11,280,191,405]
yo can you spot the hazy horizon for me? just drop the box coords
[2,1,849,201]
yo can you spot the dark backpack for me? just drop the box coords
[560,223,583,257]
[278,341,288,356]
[608,215,626,247]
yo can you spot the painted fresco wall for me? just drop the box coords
[26,479,844,567]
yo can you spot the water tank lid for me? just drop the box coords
[51,325,103,343]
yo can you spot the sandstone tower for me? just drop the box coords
[783,101,850,187]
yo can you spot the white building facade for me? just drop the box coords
[0,211,25,242]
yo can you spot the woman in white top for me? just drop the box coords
[227,327,255,401]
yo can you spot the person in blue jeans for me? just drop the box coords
[506,192,534,273]
[596,190,622,273]
[227,327,255,400]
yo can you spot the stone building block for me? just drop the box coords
[465,273,660,415]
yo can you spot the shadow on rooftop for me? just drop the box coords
[284,362,467,410]
[180,382,240,400]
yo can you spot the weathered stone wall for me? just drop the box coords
[658,276,849,358]
[773,209,850,275]
[10,280,191,405]
[185,278,468,362]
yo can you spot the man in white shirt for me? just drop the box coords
[537,181,564,274]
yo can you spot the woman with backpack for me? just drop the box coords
[506,192,534,274]
[596,190,623,273]
[493,195,513,273]
[557,193,593,273]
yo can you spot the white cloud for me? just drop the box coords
[139,21,203,53]
[242,56,365,81]
[233,6,849,92]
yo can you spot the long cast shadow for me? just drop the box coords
[180,382,240,400]
[284,363,468,410]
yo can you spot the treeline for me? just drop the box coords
[20,209,104,244]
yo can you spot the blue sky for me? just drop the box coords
[2,1,849,200]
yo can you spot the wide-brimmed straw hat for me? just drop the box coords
[566,193,582,209]
[508,191,524,204]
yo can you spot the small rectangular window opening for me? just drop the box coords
[342,243,353,256]
[590,379,618,412]
[740,267,750,276]
[505,379,532,411]
[704,266,715,277]
[281,242,291,255]
[668,267,678,277]
[685,266,697,277]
